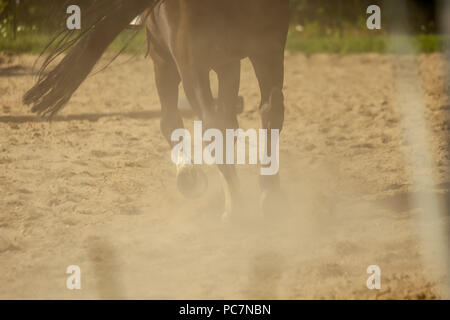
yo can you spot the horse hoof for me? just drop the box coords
[176,166,208,198]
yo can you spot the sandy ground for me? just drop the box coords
[0,52,449,299]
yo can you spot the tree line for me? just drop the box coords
[0,0,444,34]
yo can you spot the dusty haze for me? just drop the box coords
[0,52,449,299]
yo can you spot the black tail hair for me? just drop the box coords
[23,0,156,118]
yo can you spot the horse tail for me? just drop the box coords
[23,0,156,118]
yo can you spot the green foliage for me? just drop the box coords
[0,31,51,53]
[287,31,446,55]
[1,27,445,55]
[0,0,445,55]
[0,29,148,54]
[0,0,8,15]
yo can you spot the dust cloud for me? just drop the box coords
[0,52,448,299]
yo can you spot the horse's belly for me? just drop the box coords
[148,0,289,65]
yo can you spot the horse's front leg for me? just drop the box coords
[215,62,243,220]
[153,54,208,198]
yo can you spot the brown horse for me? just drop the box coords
[144,0,289,218]
[24,0,290,219]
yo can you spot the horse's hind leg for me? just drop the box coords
[153,56,207,198]
[216,61,242,130]
[153,57,182,142]
[215,62,243,220]
[250,52,286,216]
